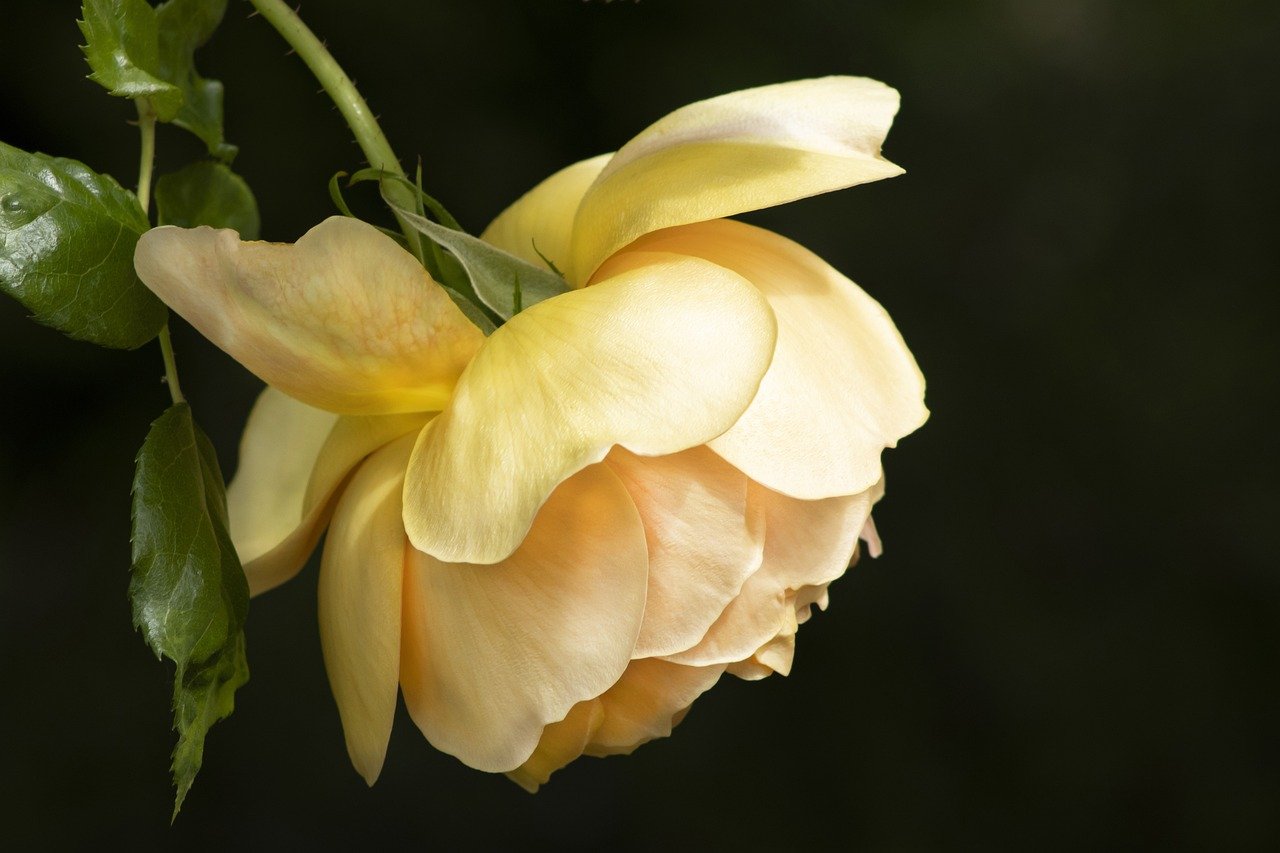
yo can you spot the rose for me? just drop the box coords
[133,76,927,790]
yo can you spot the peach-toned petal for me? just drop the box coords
[664,481,878,668]
[727,626,798,680]
[134,217,486,415]
[614,218,927,500]
[399,463,648,772]
[586,658,725,756]
[570,77,904,280]
[403,253,776,565]
[317,435,415,785]
[508,658,724,791]
[506,701,605,793]
[480,154,611,275]
[605,446,764,658]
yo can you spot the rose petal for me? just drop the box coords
[228,387,427,596]
[506,701,605,793]
[664,481,877,668]
[605,446,764,658]
[317,434,416,785]
[403,253,776,564]
[226,387,337,576]
[480,154,611,277]
[570,77,904,280]
[134,217,486,415]
[399,463,649,772]
[509,658,724,791]
[612,218,927,499]
[586,658,725,756]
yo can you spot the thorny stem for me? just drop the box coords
[136,100,185,405]
[246,0,425,263]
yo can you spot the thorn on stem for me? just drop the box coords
[285,48,296,56]
[247,9,259,18]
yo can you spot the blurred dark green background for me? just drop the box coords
[2,0,1277,848]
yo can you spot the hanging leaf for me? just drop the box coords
[156,161,259,238]
[155,0,237,161]
[170,629,248,819]
[79,0,183,120]
[0,141,166,349]
[131,402,249,816]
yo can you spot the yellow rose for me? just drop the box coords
[133,77,928,790]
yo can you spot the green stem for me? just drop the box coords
[158,325,186,405]
[247,0,424,263]
[136,99,184,406]
[135,102,157,214]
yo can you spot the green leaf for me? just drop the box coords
[367,178,569,320]
[131,402,247,666]
[171,629,248,819]
[0,140,166,349]
[155,161,259,239]
[443,285,497,335]
[79,0,183,120]
[394,201,571,320]
[328,170,358,219]
[349,166,463,231]
[155,0,237,161]
[131,402,250,815]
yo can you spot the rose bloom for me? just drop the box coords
[134,77,927,790]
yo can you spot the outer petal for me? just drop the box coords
[570,77,904,281]
[317,434,415,785]
[404,253,777,565]
[229,387,426,596]
[134,216,486,415]
[605,446,764,658]
[509,658,724,792]
[480,154,611,273]
[399,463,649,772]
[664,480,878,668]
[614,219,927,499]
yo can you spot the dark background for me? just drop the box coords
[2,0,1277,848]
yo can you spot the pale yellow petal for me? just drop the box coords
[226,387,337,571]
[134,217,486,415]
[403,253,776,564]
[318,434,415,786]
[230,389,427,596]
[615,219,927,499]
[664,481,877,668]
[571,77,904,280]
[480,154,611,275]
[399,463,648,772]
[605,446,764,659]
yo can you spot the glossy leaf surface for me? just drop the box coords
[0,141,166,349]
[130,403,250,815]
